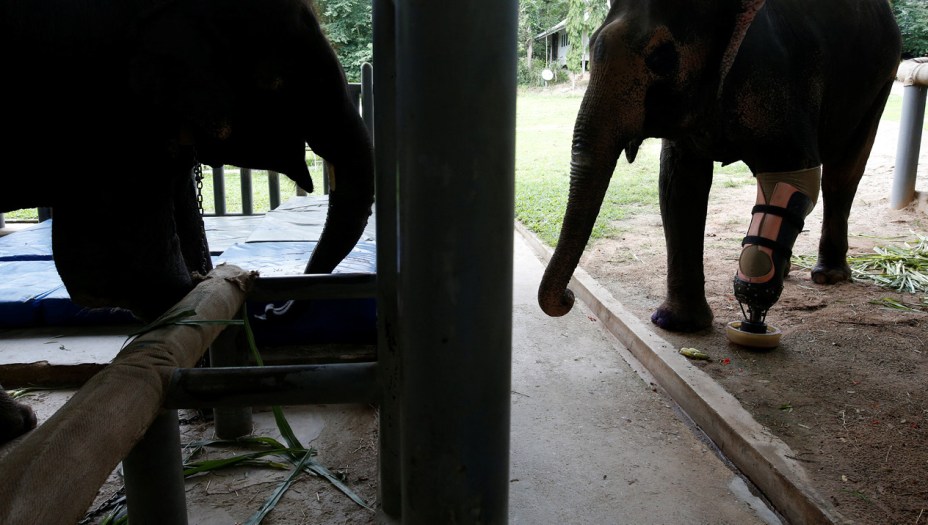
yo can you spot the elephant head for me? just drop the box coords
[538,0,765,317]
[130,0,375,275]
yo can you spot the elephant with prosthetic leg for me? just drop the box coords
[538,0,901,340]
[0,0,374,444]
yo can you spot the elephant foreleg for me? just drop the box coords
[651,140,714,332]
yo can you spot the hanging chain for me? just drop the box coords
[190,149,210,275]
[193,160,205,217]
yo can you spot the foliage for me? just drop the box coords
[518,0,569,81]
[566,0,607,75]
[893,0,928,58]
[313,0,372,82]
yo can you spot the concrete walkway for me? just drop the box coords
[508,232,779,525]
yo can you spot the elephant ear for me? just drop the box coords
[128,2,235,143]
[717,0,767,97]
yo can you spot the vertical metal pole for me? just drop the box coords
[891,85,926,209]
[361,62,375,138]
[213,166,227,216]
[396,1,516,522]
[322,162,331,195]
[0,213,4,229]
[372,0,401,518]
[209,325,254,439]
[123,410,188,525]
[240,168,254,215]
[268,171,281,210]
[37,207,52,222]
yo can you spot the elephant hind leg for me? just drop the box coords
[813,81,894,284]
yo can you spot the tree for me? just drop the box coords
[566,0,607,77]
[893,0,928,58]
[314,0,372,82]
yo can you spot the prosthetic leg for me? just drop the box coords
[726,167,821,348]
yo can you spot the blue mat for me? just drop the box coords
[0,220,377,344]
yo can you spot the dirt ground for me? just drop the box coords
[580,99,928,523]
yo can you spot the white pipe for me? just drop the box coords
[897,57,928,87]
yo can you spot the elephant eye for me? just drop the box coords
[645,41,679,78]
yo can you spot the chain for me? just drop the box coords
[190,149,210,274]
[194,160,205,217]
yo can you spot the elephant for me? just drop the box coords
[0,0,374,443]
[538,0,901,333]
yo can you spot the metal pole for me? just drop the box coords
[123,410,188,525]
[37,207,52,222]
[240,167,253,215]
[268,170,281,210]
[361,62,375,138]
[372,0,401,517]
[208,325,253,439]
[213,166,227,216]
[0,213,4,229]
[396,1,516,522]
[891,85,926,209]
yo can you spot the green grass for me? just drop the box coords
[880,92,928,129]
[514,88,752,246]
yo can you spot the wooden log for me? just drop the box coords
[0,264,256,525]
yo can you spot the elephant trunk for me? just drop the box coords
[538,79,643,317]
[538,95,625,317]
[304,120,375,274]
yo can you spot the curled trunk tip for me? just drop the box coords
[538,286,576,317]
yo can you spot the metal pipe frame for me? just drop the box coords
[123,410,189,525]
[212,165,227,216]
[240,167,254,215]
[891,84,926,209]
[371,0,402,517]
[268,170,281,210]
[164,362,378,408]
[394,1,517,522]
[209,323,254,439]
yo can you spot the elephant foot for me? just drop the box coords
[0,390,38,444]
[811,263,852,284]
[651,300,713,332]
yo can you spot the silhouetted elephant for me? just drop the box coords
[0,0,374,444]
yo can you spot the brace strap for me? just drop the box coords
[741,235,792,257]
[749,204,806,231]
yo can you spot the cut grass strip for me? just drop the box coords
[792,232,928,310]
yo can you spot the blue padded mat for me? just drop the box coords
[217,241,377,345]
[0,260,136,327]
[0,220,54,261]
[0,215,377,344]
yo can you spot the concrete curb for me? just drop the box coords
[515,222,845,525]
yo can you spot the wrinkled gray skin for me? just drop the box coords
[538,0,901,331]
[0,0,374,444]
